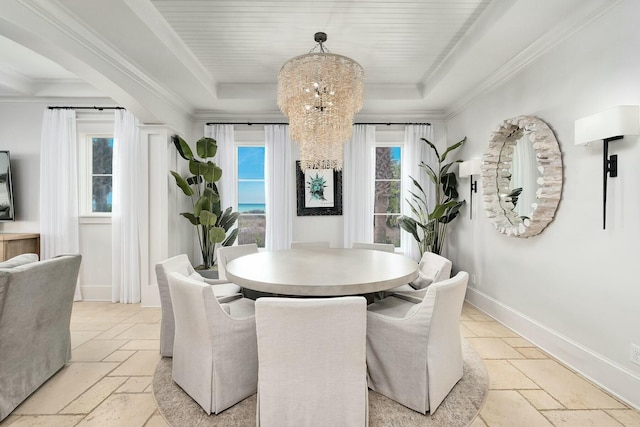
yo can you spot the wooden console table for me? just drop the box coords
[0,233,41,261]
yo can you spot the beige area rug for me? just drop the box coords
[152,339,488,427]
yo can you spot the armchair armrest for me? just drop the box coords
[203,277,232,285]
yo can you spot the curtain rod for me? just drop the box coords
[205,121,430,126]
[47,106,125,110]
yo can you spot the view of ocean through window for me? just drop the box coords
[237,146,266,247]
[238,203,266,213]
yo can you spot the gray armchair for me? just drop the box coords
[385,251,452,299]
[168,272,257,414]
[255,296,368,426]
[217,243,259,281]
[0,254,82,421]
[155,254,241,357]
[366,271,468,414]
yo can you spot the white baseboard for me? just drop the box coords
[466,286,640,410]
[79,285,111,301]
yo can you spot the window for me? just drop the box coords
[237,146,266,247]
[374,146,402,247]
[81,135,113,214]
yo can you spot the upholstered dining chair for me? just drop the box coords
[167,272,257,415]
[255,296,368,427]
[385,251,453,300]
[217,243,259,281]
[290,241,331,249]
[155,254,241,357]
[366,271,469,414]
[352,242,395,252]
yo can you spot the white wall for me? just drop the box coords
[0,102,43,234]
[446,0,640,407]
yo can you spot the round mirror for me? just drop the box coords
[481,115,562,237]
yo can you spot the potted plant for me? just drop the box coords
[398,137,466,256]
[170,135,240,271]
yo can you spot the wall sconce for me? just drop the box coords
[575,105,640,229]
[459,158,482,219]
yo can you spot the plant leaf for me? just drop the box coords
[440,159,463,177]
[420,138,440,160]
[398,216,420,242]
[203,187,220,204]
[440,137,466,162]
[219,208,240,231]
[186,175,202,186]
[442,172,459,199]
[222,228,238,246]
[419,162,438,184]
[428,200,459,221]
[189,159,210,177]
[180,212,199,225]
[439,200,466,223]
[207,226,226,243]
[199,210,218,228]
[194,196,210,217]
[172,135,193,160]
[202,161,222,183]
[196,137,218,159]
[170,171,194,196]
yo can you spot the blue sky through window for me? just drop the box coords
[237,146,265,205]
[390,146,400,162]
[238,146,265,179]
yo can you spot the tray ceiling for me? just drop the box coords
[0,0,618,129]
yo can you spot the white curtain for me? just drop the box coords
[402,124,435,261]
[205,125,236,212]
[265,125,292,250]
[40,109,82,300]
[343,125,376,248]
[112,110,142,304]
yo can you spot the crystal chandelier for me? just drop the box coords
[277,32,364,170]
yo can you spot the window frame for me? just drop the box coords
[78,133,114,217]
[373,142,404,250]
[235,142,266,248]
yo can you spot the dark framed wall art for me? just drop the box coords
[296,161,343,216]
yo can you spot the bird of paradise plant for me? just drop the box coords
[398,137,466,256]
[170,135,239,269]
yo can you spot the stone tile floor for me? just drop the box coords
[1,302,639,426]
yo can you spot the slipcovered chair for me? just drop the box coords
[290,241,331,249]
[217,243,259,281]
[155,254,241,357]
[167,272,257,414]
[255,296,368,427]
[352,242,395,252]
[385,251,452,300]
[0,254,82,421]
[366,271,469,414]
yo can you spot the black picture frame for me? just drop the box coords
[296,161,343,216]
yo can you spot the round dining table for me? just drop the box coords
[225,248,419,297]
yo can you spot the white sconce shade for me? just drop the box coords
[459,158,482,177]
[575,105,640,145]
[574,105,640,229]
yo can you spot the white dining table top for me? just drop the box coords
[225,248,419,296]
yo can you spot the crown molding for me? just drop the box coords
[16,0,194,117]
[443,0,622,121]
[0,96,114,105]
[121,0,216,96]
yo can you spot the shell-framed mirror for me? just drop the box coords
[481,115,563,237]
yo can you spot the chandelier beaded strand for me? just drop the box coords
[277,32,364,170]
